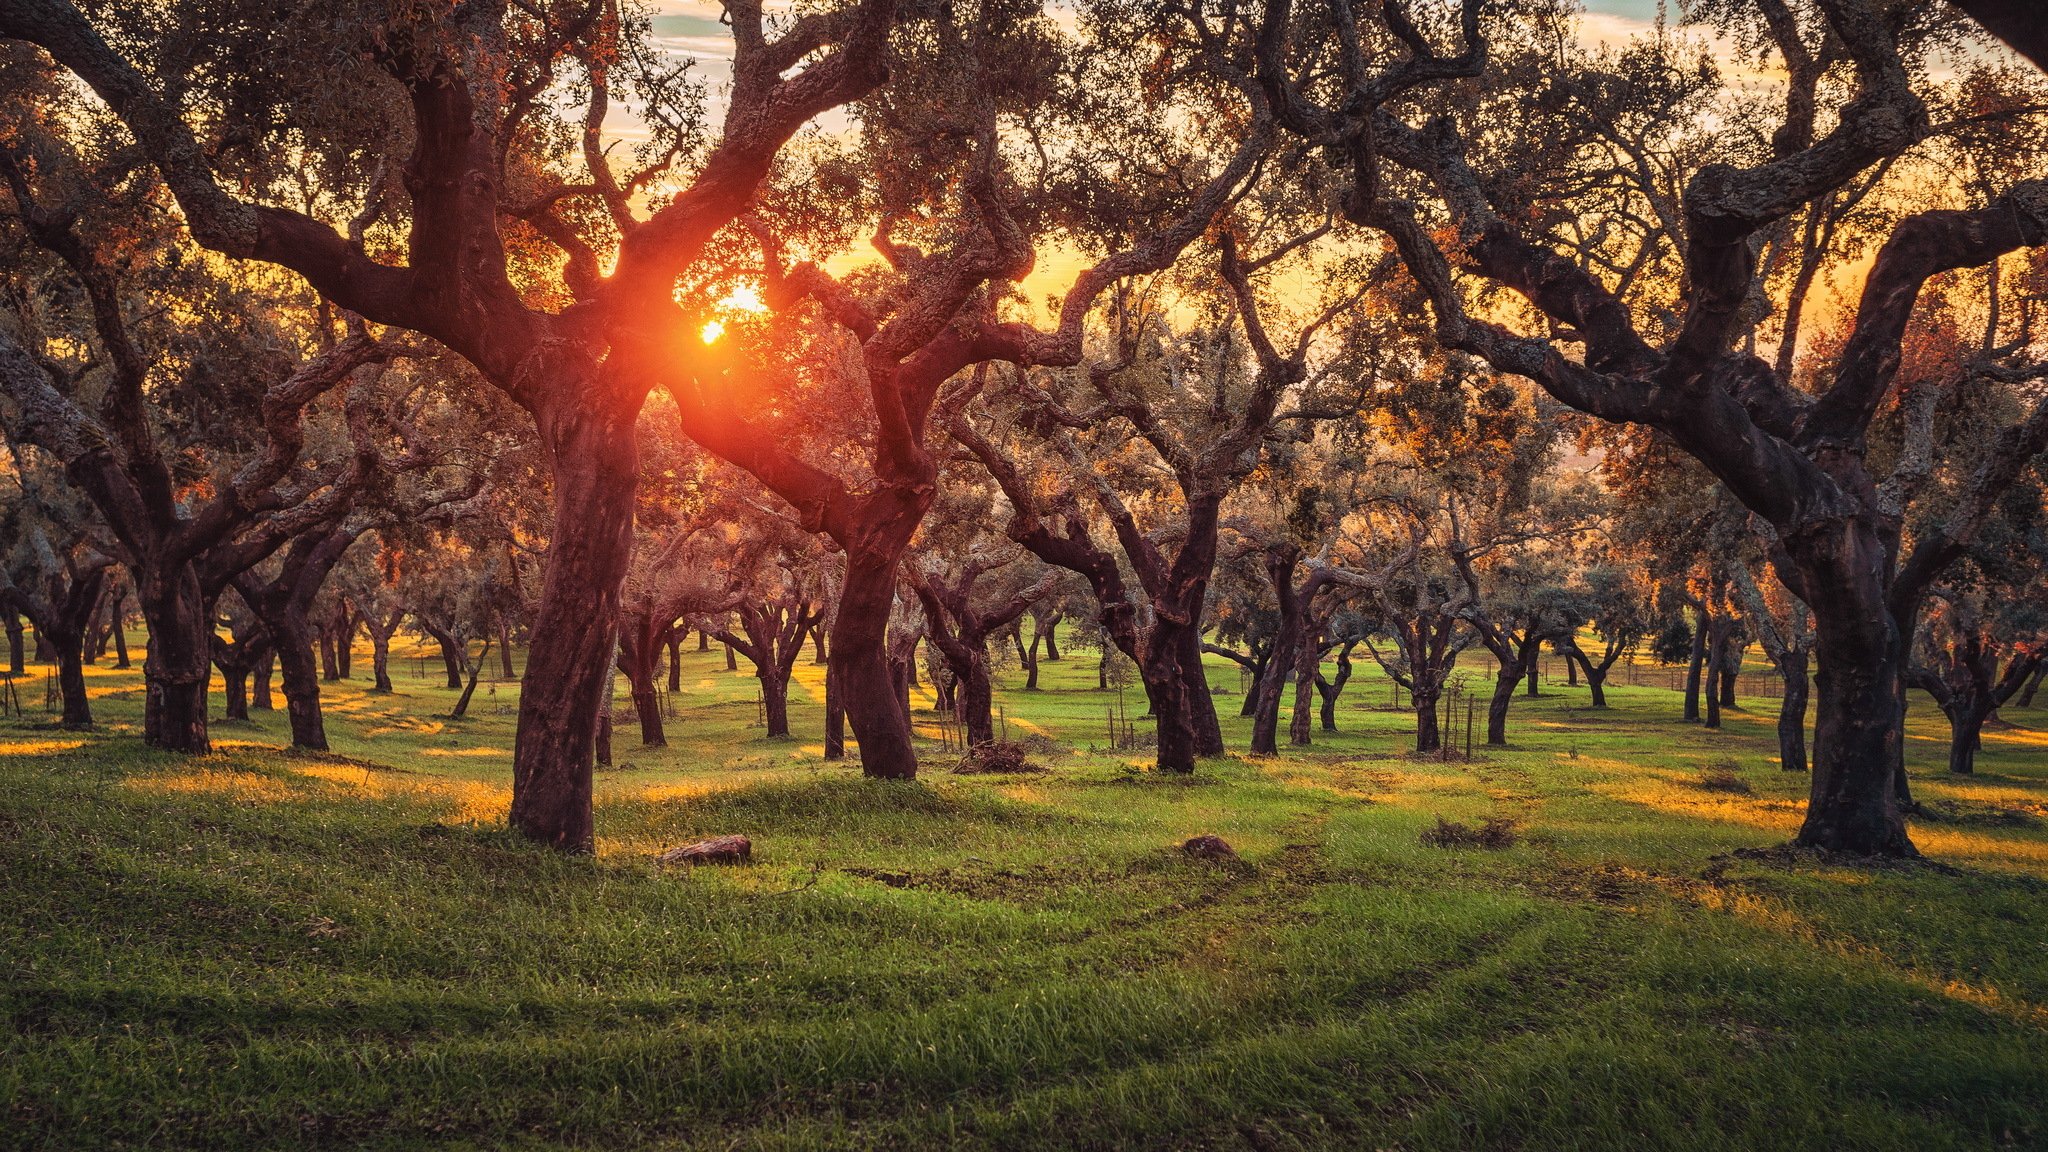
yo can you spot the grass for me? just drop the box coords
[2,639,2046,1150]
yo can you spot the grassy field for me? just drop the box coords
[3,639,2046,1150]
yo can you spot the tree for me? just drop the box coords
[910,532,1056,747]
[1911,585,2045,775]
[701,527,831,742]
[1560,559,1653,709]
[1732,550,1819,772]
[1248,0,2048,853]
[0,60,398,751]
[0,450,110,725]
[673,2,1274,779]
[210,592,272,723]
[0,0,895,852]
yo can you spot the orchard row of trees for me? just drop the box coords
[1,0,2045,856]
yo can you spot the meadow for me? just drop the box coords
[3,642,2046,1150]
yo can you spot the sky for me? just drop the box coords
[618,0,1697,140]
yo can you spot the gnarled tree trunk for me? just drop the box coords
[509,399,641,854]
[138,564,212,753]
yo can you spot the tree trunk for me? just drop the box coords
[824,659,845,760]
[1778,649,1810,773]
[666,629,683,692]
[138,568,212,753]
[110,594,130,669]
[333,610,355,679]
[1016,628,1041,691]
[2019,663,2046,708]
[423,624,465,690]
[318,627,340,681]
[453,640,490,719]
[1181,627,1224,757]
[222,666,249,721]
[1683,615,1707,722]
[1043,621,1060,661]
[54,642,91,727]
[1142,644,1198,774]
[1575,648,1610,709]
[618,618,666,747]
[368,627,395,693]
[1795,585,1914,855]
[509,402,642,854]
[1704,629,1724,730]
[812,627,828,665]
[760,669,792,739]
[957,654,995,746]
[276,623,329,751]
[5,608,23,675]
[1249,651,1291,755]
[1414,690,1441,754]
[1487,669,1517,746]
[498,616,517,678]
[1719,634,1741,708]
[832,545,919,779]
[1288,653,1317,747]
[252,651,275,711]
[1316,644,1353,732]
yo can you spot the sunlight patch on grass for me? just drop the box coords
[294,761,509,823]
[126,767,295,803]
[0,737,88,755]
[1910,827,2048,872]
[419,746,511,758]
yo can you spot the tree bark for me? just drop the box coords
[332,606,356,680]
[509,401,641,854]
[1181,627,1224,757]
[1413,690,1441,754]
[666,627,683,692]
[1683,611,1707,723]
[617,611,667,747]
[252,650,274,711]
[276,627,327,750]
[418,618,466,690]
[824,658,845,760]
[1141,640,1199,774]
[1779,648,1811,773]
[832,545,919,778]
[1795,590,1914,855]
[5,607,23,675]
[452,639,490,719]
[2019,662,2046,708]
[138,566,212,753]
[318,625,340,681]
[1316,641,1354,732]
[1484,635,1541,745]
[1042,620,1061,661]
[221,664,250,721]
[1250,545,1307,755]
[108,583,130,667]
[1288,637,1319,747]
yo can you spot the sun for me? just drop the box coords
[700,318,726,344]
[718,283,766,313]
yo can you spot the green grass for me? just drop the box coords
[3,640,2046,1150]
